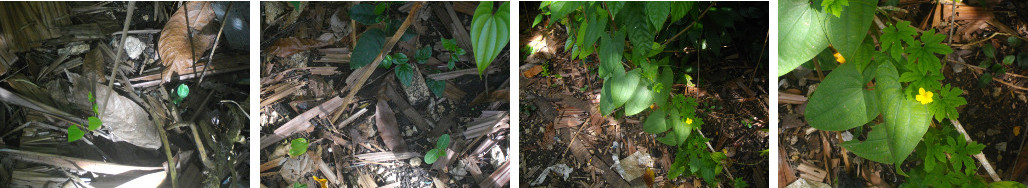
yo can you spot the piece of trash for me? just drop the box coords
[489,145,507,167]
[123,36,145,59]
[615,151,654,181]
[785,177,832,188]
[841,131,853,142]
[529,164,573,186]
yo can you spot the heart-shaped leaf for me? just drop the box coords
[87,117,102,131]
[624,79,653,116]
[471,1,510,76]
[840,62,931,164]
[805,62,880,131]
[67,125,84,142]
[643,109,668,134]
[289,138,309,157]
[778,0,874,76]
[600,80,617,116]
[351,29,387,69]
[610,70,642,108]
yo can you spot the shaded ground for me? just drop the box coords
[518,2,769,187]
[0,1,250,187]
[258,2,510,188]
[779,1,1028,187]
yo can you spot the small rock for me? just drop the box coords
[410,158,422,167]
[997,142,1008,152]
[614,151,654,181]
[123,36,145,59]
[58,42,90,56]
[994,87,1003,98]
[841,131,853,142]
[987,129,1001,136]
[450,160,468,181]
[400,65,431,106]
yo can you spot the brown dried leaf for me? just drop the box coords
[375,99,406,152]
[158,1,217,82]
[267,37,332,58]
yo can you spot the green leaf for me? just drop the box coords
[67,125,84,142]
[606,2,625,18]
[394,63,414,87]
[624,79,653,116]
[609,70,642,108]
[351,29,387,69]
[374,3,389,15]
[442,38,459,52]
[669,2,695,24]
[424,148,441,164]
[778,0,874,76]
[619,3,653,60]
[880,21,917,61]
[643,109,668,134]
[350,4,382,25]
[546,1,582,21]
[471,2,510,76]
[532,14,544,28]
[805,63,880,131]
[598,31,626,78]
[644,2,671,32]
[983,44,996,59]
[671,111,691,146]
[1019,53,1028,69]
[821,0,849,17]
[415,47,432,64]
[87,117,102,131]
[990,181,1027,188]
[1008,36,1023,47]
[393,53,409,65]
[289,138,309,157]
[600,79,616,116]
[579,5,605,53]
[906,29,953,75]
[1003,55,1016,65]
[176,83,189,99]
[929,84,967,122]
[426,79,445,98]
[436,134,450,150]
[653,67,673,109]
[840,62,931,164]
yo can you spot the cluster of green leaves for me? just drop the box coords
[903,124,987,187]
[68,92,103,142]
[424,134,450,164]
[667,134,726,184]
[379,46,431,87]
[470,1,510,76]
[289,138,308,157]
[977,37,1028,87]
[538,1,741,183]
[791,3,967,169]
[441,38,466,70]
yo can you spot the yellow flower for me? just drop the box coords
[686,118,693,124]
[915,88,933,104]
[312,175,328,188]
[834,52,846,64]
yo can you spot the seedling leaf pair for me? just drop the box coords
[424,134,450,164]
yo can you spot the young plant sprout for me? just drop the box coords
[424,134,450,164]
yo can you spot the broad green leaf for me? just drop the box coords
[990,181,1027,188]
[643,109,668,134]
[599,31,626,78]
[471,2,510,76]
[619,3,653,60]
[289,138,309,157]
[546,1,582,21]
[532,14,543,28]
[645,2,671,32]
[671,111,691,146]
[415,46,432,64]
[669,2,695,23]
[624,79,653,116]
[821,0,849,17]
[805,63,879,131]
[436,134,450,150]
[982,44,996,59]
[653,67,673,108]
[424,148,441,164]
[778,0,874,77]
[87,117,102,131]
[840,62,930,164]
[67,125,84,142]
[580,5,606,53]
[606,2,625,18]
[600,79,616,116]
[1003,55,1016,65]
[426,79,445,98]
[610,70,642,108]
[394,63,414,87]
[351,29,387,69]
[350,4,382,25]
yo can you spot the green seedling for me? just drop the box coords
[424,134,450,164]
[173,83,189,105]
[69,92,103,142]
[441,38,466,70]
[426,79,445,98]
[289,138,309,157]
[291,183,307,188]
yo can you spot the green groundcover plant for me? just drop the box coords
[536,1,766,185]
[780,0,1025,186]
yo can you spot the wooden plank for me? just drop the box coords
[260,96,344,149]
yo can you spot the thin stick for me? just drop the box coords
[99,1,135,118]
[949,119,1000,182]
[197,2,233,84]
[660,3,715,47]
[696,129,735,181]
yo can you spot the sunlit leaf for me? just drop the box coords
[471,2,510,76]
